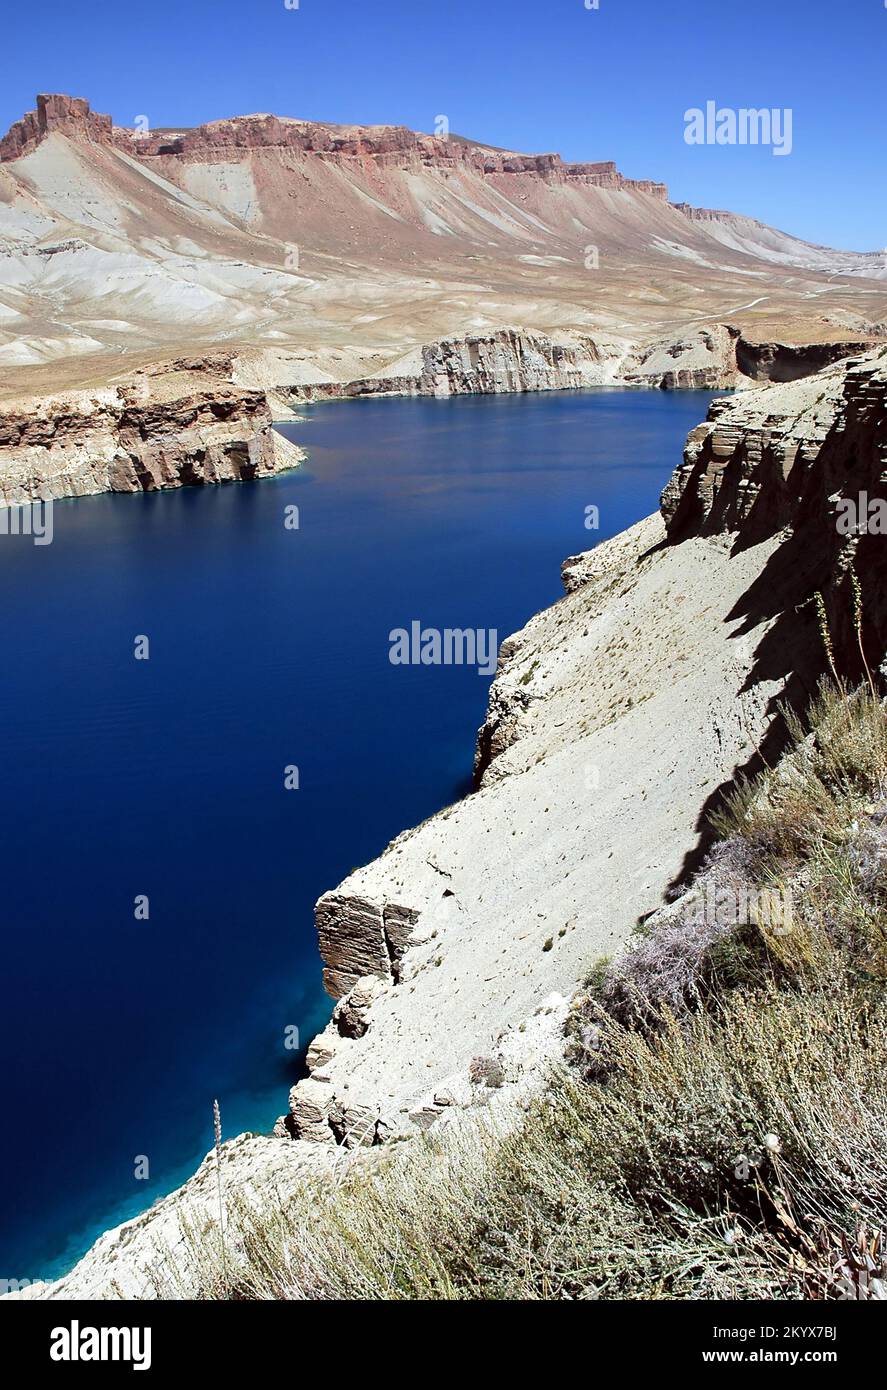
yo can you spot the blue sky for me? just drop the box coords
[2,0,884,250]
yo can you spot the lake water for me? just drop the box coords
[0,388,717,1281]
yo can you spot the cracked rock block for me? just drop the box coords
[288,1079,335,1144]
[333,975,387,1038]
[327,1098,379,1148]
[382,902,421,982]
[316,893,421,997]
[305,1037,336,1071]
[316,893,389,998]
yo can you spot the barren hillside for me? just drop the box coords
[1,93,885,398]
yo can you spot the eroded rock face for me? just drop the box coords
[661,347,887,685]
[0,367,302,505]
[316,893,420,998]
[0,93,113,161]
[290,517,790,1151]
[624,324,743,389]
[661,350,887,540]
[0,95,667,199]
[333,975,387,1038]
[622,324,869,391]
[418,329,617,396]
[735,337,872,383]
[5,323,862,512]
[277,330,627,405]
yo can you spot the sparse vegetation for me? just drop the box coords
[165,682,886,1301]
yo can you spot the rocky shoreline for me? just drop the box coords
[0,360,303,506]
[1,326,874,507]
[279,347,887,1160]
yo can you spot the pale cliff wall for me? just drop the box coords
[623,323,872,390]
[288,350,887,1151]
[3,326,874,512]
[418,329,622,395]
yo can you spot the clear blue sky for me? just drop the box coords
[2,0,884,251]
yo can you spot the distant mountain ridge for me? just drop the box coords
[0,93,884,393]
[0,93,669,198]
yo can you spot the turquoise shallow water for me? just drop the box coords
[0,387,718,1281]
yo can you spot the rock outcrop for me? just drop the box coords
[624,324,871,390]
[266,324,873,410]
[735,336,874,383]
[0,93,113,161]
[417,329,623,395]
[0,363,302,505]
[0,95,667,199]
[624,324,743,389]
[283,515,787,1146]
[286,352,887,1152]
[0,329,616,506]
[3,327,875,511]
[273,330,629,406]
[662,346,887,680]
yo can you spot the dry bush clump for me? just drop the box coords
[712,680,887,862]
[167,981,886,1301]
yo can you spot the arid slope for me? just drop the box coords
[1,94,885,397]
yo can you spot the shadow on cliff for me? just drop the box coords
[659,449,885,896]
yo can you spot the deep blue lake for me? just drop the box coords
[0,388,717,1280]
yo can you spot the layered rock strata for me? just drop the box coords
[272,325,871,409]
[623,325,871,390]
[284,511,787,1147]
[0,365,303,505]
[662,346,887,678]
[3,326,872,514]
[417,330,620,396]
[0,95,667,198]
[0,93,113,161]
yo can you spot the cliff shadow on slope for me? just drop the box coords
[658,349,887,893]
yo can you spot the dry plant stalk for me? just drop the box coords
[213,1098,228,1289]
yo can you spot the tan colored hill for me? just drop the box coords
[1,93,885,400]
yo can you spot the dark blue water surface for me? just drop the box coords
[0,388,717,1279]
